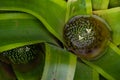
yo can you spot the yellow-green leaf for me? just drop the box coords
[91,0,109,10]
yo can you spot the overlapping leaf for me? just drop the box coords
[66,0,92,22]
[0,12,56,52]
[41,43,76,80]
[74,60,99,80]
[109,0,120,8]
[91,0,109,10]
[0,0,120,80]
[0,0,67,42]
[93,7,120,45]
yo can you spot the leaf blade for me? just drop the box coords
[91,0,109,10]
[0,0,67,42]
[74,60,99,80]
[0,12,56,51]
[66,0,92,22]
[83,41,120,80]
[93,7,120,45]
[109,0,120,8]
[41,43,77,80]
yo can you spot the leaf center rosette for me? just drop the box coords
[63,15,111,60]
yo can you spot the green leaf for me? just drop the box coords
[41,43,77,80]
[83,42,120,80]
[109,0,120,8]
[66,0,92,22]
[91,0,109,10]
[0,12,56,52]
[0,0,67,42]
[99,75,107,80]
[74,60,99,80]
[93,7,120,45]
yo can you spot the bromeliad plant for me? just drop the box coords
[0,0,120,80]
